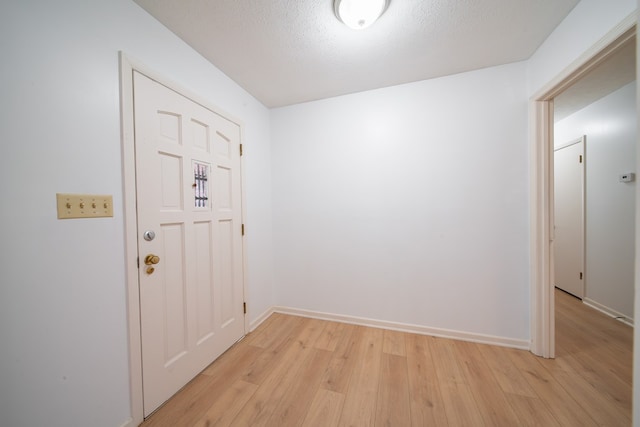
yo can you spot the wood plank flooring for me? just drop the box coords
[141,289,632,426]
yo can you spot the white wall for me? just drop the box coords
[635,4,640,427]
[0,1,274,426]
[555,82,637,319]
[271,62,530,341]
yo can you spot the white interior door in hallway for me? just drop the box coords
[553,137,585,299]
[133,71,245,416]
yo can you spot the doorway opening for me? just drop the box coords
[530,18,637,358]
[554,38,636,325]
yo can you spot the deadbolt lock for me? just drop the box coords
[144,254,160,265]
[146,266,155,275]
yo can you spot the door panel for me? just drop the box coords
[554,137,585,299]
[133,71,245,416]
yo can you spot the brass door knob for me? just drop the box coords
[144,254,160,265]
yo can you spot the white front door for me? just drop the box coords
[554,137,585,299]
[133,71,245,416]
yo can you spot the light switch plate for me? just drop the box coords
[57,193,113,219]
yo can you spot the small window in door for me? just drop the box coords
[193,161,210,208]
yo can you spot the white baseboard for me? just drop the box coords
[119,417,135,427]
[249,306,276,332]
[251,305,529,350]
[583,298,634,326]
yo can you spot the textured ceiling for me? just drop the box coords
[134,0,580,108]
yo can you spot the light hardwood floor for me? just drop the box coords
[141,289,632,426]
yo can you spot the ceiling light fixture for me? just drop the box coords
[334,0,390,30]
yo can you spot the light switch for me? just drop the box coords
[57,193,113,219]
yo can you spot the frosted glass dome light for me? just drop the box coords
[334,0,390,30]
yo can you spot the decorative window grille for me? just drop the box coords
[194,162,209,208]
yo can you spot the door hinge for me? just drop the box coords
[241,223,245,236]
[240,143,243,156]
[579,155,583,163]
[137,257,139,268]
[579,272,583,280]
[243,302,247,314]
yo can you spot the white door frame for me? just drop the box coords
[529,15,637,358]
[118,53,249,425]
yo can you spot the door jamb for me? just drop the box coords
[119,52,143,427]
[118,53,249,425]
[529,15,637,358]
